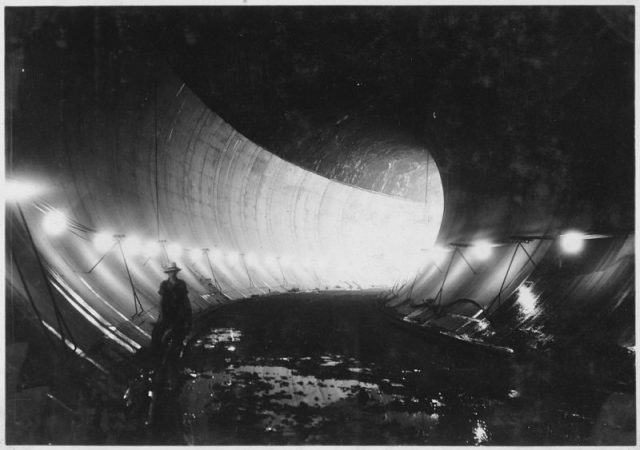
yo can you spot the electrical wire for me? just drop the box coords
[16,204,78,350]
[116,239,145,318]
[11,247,61,353]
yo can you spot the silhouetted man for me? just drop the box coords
[152,262,192,354]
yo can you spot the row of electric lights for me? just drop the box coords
[43,208,588,269]
[8,179,591,260]
[93,231,312,268]
[425,232,585,263]
[43,210,330,268]
[42,209,451,273]
[445,232,586,259]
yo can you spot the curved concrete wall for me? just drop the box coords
[7,66,444,352]
[6,59,632,360]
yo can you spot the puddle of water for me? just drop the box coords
[179,325,491,444]
[132,295,634,445]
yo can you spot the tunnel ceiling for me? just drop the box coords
[161,6,634,235]
[6,6,635,238]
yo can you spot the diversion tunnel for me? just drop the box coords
[7,63,445,353]
[7,55,633,397]
[5,6,635,446]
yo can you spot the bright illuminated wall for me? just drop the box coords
[7,67,444,350]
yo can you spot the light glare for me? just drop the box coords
[473,421,489,444]
[6,180,43,202]
[167,242,182,259]
[516,283,539,317]
[186,248,200,262]
[143,241,162,258]
[93,232,114,252]
[470,241,493,260]
[428,246,449,264]
[43,211,68,235]
[559,231,585,254]
[122,236,142,255]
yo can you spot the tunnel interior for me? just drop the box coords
[4,6,635,446]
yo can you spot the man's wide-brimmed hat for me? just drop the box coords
[163,262,182,273]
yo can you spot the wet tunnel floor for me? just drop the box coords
[134,292,634,445]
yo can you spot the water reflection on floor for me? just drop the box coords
[182,342,449,444]
[168,293,634,445]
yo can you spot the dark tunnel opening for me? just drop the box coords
[4,6,635,445]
